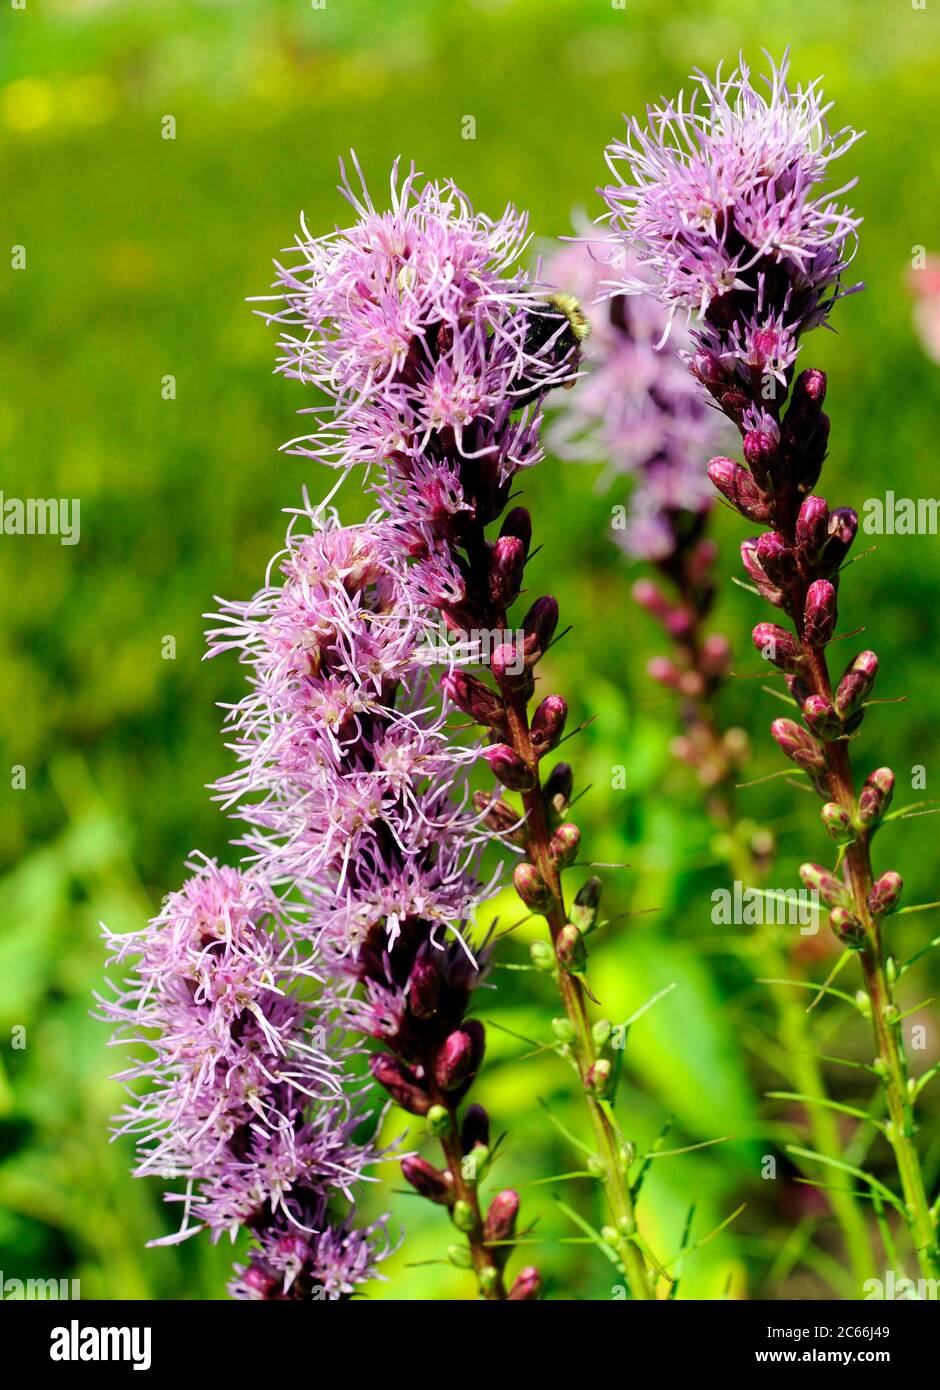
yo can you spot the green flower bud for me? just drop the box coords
[426,1104,451,1137]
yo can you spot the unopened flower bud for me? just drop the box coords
[707,456,772,522]
[499,506,532,555]
[401,1156,454,1205]
[483,742,534,792]
[868,871,903,917]
[752,622,803,672]
[530,695,567,757]
[508,1265,541,1300]
[742,429,779,491]
[522,595,559,663]
[802,694,842,741]
[543,761,573,818]
[800,862,850,909]
[490,641,529,690]
[529,939,556,972]
[771,718,828,770]
[448,1243,473,1269]
[489,535,526,609]
[408,953,440,1020]
[834,651,878,720]
[632,577,675,628]
[585,1059,612,1096]
[556,923,586,972]
[484,1189,520,1247]
[820,507,859,574]
[370,1054,430,1116]
[461,1103,490,1154]
[514,860,554,913]
[829,906,866,949]
[858,767,895,826]
[803,580,837,648]
[592,1018,613,1047]
[570,875,601,934]
[821,802,854,842]
[436,1023,484,1093]
[741,537,785,607]
[795,495,830,562]
[426,1104,451,1137]
[756,531,799,591]
[551,1016,577,1044]
[451,1199,476,1233]
[700,633,732,677]
[441,671,506,729]
[550,822,580,868]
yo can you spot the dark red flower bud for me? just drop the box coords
[868,871,903,917]
[408,952,441,1021]
[484,1189,520,1247]
[742,429,779,491]
[741,538,785,607]
[370,1054,431,1116]
[513,861,554,912]
[530,694,567,757]
[401,1156,454,1205]
[489,535,527,609]
[786,367,827,430]
[691,350,727,388]
[542,761,573,817]
[435,1023,484,1093]
[508,1265,541,1300]
[771,718,828,770]
[802,694,842,740]
[632,577,676,629]
[803,579,837,648]
[752,622,803,672]
[858,767,894,826]
[521,595,560,665]
[440,671,507,729]
[819,507,859,574]
[482,743,534,792]
[756,531,799,591]
[549,822,580,868]
[834,651,878,720]
[795,495,830,562]
[707,456,772,521]
[461,1103,490,1153]
[499,506,532,555]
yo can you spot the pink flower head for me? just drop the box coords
[601,52,863,390]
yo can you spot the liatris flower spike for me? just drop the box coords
[207,501,533,1300]
[100,854,389,1300]
[547,228,876,1289]
[262,159,658,1299]
[603,52,939,1283]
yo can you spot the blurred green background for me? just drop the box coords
[2,0,940,1301]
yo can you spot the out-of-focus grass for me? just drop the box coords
[2,0,939,1300]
